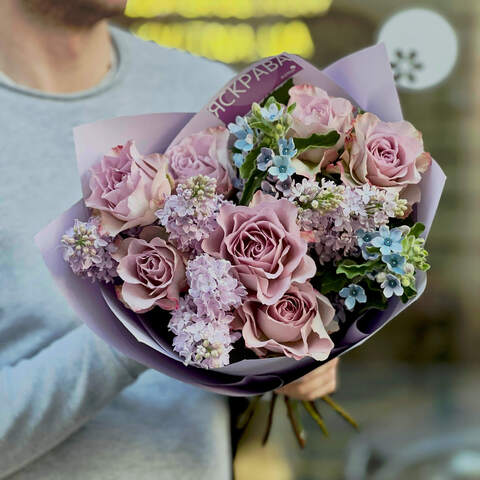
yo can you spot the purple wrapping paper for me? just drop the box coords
[35,44,446,396]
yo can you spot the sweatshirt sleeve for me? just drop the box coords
[0,325,146,479]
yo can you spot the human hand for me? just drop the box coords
[274,358,339,401]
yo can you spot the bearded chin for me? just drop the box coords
[21,0,126,29]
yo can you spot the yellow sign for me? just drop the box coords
[125,0,332,19]
[132,20,314,62]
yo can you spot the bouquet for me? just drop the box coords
[36,45,445,444]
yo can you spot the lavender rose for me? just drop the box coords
[340,113,432,203]
[287,84,354,177]
[233,282,335,361]
[112,226,187,313]
[85,141,172,237]
[202,191,316,305]
[165,126,232,195]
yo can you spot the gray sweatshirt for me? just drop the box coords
[0,26,234,479]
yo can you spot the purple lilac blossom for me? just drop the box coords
[61,216,118,283]
[156,175,229,256]
[186,254,246,319]
[169,297,241,368]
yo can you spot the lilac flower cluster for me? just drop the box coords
[169,255,246,368]
[187,254,247,318]
[287,179,408,264]
[156,175,228,256]
[169,297,240,369]
[288,178,344,230]
[61,217,117,283]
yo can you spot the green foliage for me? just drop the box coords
[239,170,267,206]
[261,78,294,107]
[356,277,388,313]
[239,147,261,179]
[410,222,425,238]
[401,284,418,303]
[315,269,350,295]
[293,131,340,155]
[336,259,379,280]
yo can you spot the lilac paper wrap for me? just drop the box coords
[36,44,446,395]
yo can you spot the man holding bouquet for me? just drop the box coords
[0,0,338,478]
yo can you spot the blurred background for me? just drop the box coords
[117,1,479,478]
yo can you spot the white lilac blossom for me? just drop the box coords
[156,175,228,256]
[186,254,246,319]
[169,297,240,368]
[289,181,408,264]
[289,178,345,228]
[61,216,117,283]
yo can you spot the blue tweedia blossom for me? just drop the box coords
[339,284,367,311]
[382,254,406,275]
[356,229,379,248]
[61,216,118,283]
[268,155,295,182]
[233,153,245,168]
[228,115,254,153]
[278,137,297,159]
[227,115,250,138]
[371,225,403,255]
[381,274,404,298]
[275,177,292,195]
[256,147,274,171]
[260,103,284,122]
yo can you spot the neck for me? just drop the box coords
[0,2,113,93]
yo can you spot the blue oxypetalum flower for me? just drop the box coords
[233,177,244,190]
[278,137,297,159]
[256,147,274,171]
[275,177,292,194]
[268,155,295,182]
[339,284,367,311]
[228,115,254,152]
[233,153,245,168]
[228,115,250,138]
[381,274,404,298]
[356,229,379,248]
[260,103,284,122]
[382,254,406,275]
[371,225,403,255]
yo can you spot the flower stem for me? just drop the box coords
[236,395,261,431]
[302,401,329,437]
[321,395,359,430]
[262,392,278,446]
[284,396,306,448]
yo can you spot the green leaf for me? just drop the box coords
[315,269,349,295]
[410,222,425,238]
[293,131,340,154]
[336,259,379,280]
[261,78,294,107]
[287,102,296,114]
[239,170,266,205]
[239,147,261,179]
[401,285,417,303]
